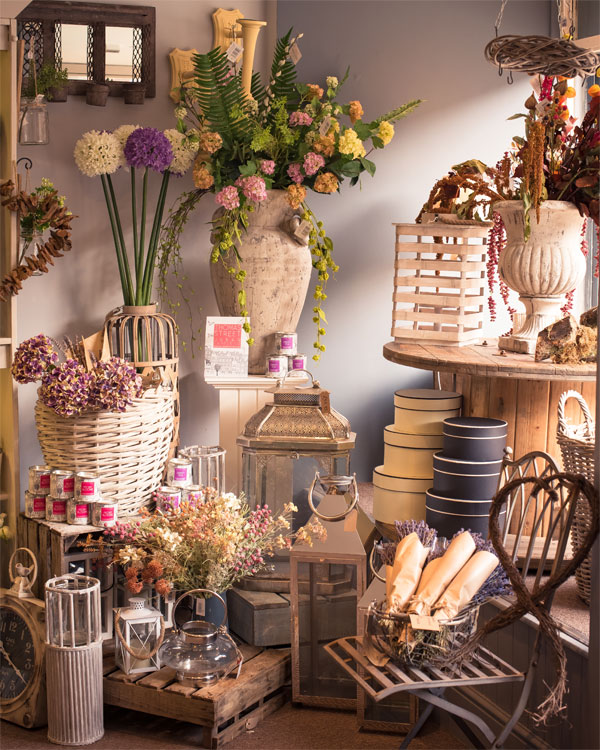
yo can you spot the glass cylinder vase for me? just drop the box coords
[19,95,49,145]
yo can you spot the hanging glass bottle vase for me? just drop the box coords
[19,95,49,145]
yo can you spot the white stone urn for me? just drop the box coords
[210,190,312,374]
[494,200,586,354]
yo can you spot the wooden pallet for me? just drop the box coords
[102,644,290,749]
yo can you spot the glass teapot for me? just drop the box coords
[158,589,242,687]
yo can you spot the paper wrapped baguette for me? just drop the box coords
[432,550,499,621]
[408,531,476,616]
[386,532,430,613]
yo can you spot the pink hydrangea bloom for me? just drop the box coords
[303,151,325,176]
[215,185,240,210]
[237,175,267,202]
[287,163,304,184]
[260,159,275,175]
[289,111,313,127]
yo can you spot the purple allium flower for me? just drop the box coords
[124,127,174,173]
[287,163,304,184]
[289,111,313,127]
[235,175,267,203]
[260,159,275,175]
[89,357,143,412]
[303,151,325,176]
[40,359,92,417]
[11,334,58,384]
[215,185,240,210]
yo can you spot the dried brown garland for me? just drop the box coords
[446,473,599,725]
[0,180,76,301]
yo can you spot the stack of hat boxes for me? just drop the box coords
[373,389,462,536]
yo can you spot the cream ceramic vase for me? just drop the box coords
[495,200,586,354]
[210,190,312,374]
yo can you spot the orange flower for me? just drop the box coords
[588,84,600,98]
[348,100,364,124]
[193,158,214,189]
[313,134,335,157]
[126,578,144,594]
[307,84,324,99]
[566,86,576,98]
[314,172,339,194]
[286,184,306,209]
[155,579,172,597]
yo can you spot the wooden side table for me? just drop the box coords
[383,339,595,463]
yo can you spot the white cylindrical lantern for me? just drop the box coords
[179,445,226,492]
[45,575,103,746]
[114,597,165,675]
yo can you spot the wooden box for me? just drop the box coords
[102,644,290,749]
[392,222,490,346]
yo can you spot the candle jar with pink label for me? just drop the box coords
[275,331,297,356]
[166,458,193,488]
[91,499,118,528]
[25,491,47,519]
[287,354,307,376]
[50,470,75,499]
[29,465,52,495]
[266,355,288,378]
[46,496,67,523]
[155,486,181,513]
[67,498,91,525]
[182,485,204,506]
[75,471,101,500]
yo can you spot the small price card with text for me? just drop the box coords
[204,316,249,377]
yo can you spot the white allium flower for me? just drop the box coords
[174,105,187,120]
[113,124,142,168]
[73,130,121,177]
[326,76,338,88]
[164,128,198,175]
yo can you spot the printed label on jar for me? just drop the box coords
[100,506,115,521]
[33,498,46,512]
[64,477,75,493]
[269,360,282,372]
[81,480,95,495]
[292,357,305,369]
[40,475,50,489]
[76,504,89,518]
[280,336,294,350]
[173,467,188,481]
[52,501,66,514]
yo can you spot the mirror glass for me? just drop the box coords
[60,23,88,80]
[105,26,135,82]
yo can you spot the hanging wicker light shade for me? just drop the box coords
[485,34,600,79]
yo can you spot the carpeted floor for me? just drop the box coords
[1,703,468,749]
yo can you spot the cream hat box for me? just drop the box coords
[383,426,442,479]
[372,466,429,525]
[394,389,462,435]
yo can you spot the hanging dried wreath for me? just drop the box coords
[485,34,600,79]
[0,180,76,301]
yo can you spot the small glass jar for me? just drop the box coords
[182,485,204,506]
[266,355,288,378]
[155,486,181,513]
[288,354,307,376]
[275,332,297,356]
[29,465,52,495]
[166,458,193,488]
[46,497,67,523]
[92,499,118,528]
[19,95,49,145]
[75,471,101,500]
[50,470,75,499]
[25,491,47,519]
[67,498,91,525]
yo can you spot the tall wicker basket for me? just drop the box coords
[35,389,174,516]
[556,390,596,604]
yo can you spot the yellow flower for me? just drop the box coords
[193,158,214,189]
[286,184,307,209]
[198,130,223,154]
[307,84,324,99]
[338,129,366,159]
[378,120,395,146]
[314,172,339,194]
[348,100,364,124]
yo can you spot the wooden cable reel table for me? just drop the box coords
[383,339,596,536]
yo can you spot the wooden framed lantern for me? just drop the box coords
[290,474,367,708]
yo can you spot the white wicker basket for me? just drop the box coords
[35,389,174,516]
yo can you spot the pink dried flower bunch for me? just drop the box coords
[259,159,275,175]
[289,111,313,127]
[40,359,92,417]
[287,163,304,184]
[11,334,58,383]
[235,175,267,203]
[90,357,143,412]
[303,151,325,176]
[215,185,240,210]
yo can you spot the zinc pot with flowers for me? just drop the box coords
[85,489,327,625]
[160,30,421,372]
[12,334,173,515]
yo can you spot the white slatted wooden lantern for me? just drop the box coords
[392,222,491,346]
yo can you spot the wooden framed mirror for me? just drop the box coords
[17,1,156,98]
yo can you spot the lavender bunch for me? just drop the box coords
[376,520,438,566]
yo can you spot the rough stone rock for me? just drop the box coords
[580,306,598,329]
[535,315,579,362]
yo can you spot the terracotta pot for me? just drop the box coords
[494,200,586,354]
[123,82,146,104]
[86,82,110,106]
[210,190,312,374]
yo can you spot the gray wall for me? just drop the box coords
[16,0,551,493]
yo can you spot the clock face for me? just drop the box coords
[0,608,35,704]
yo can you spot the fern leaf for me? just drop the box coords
[372,100,423,126]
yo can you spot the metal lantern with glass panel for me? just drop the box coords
[237,371,356,589]
[290,474,367,708]
[114,597,165,675]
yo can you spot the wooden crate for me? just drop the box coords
[392,222,490,346]
[102,644,290,749]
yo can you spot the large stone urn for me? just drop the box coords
[210,190,312,374]
[495,200,586,354]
